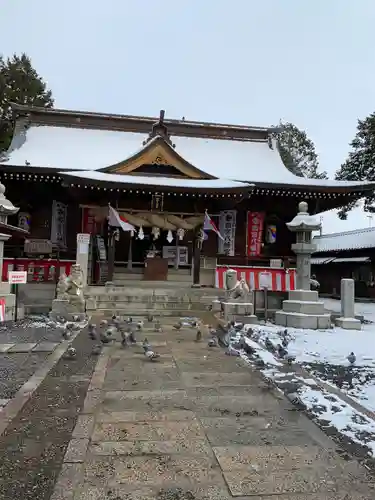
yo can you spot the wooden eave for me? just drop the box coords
[60,174,252,195]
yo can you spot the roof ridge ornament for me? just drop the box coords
[143,110,176,148]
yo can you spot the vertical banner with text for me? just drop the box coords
[246,212,265,256]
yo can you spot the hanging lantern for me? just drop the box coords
[177,228,185,241]
[166,230,173,243]
[130,229,135,238]
[152,226,160,240]
[266,224,277,244]
[138,225,145,240]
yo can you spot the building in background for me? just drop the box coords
[312,227,375,298]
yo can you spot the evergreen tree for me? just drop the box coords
[335,112,375,219]
[0,53,53,154]
[275,121,328,179]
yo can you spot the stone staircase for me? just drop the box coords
[85,282,219,319]
[113,266,193,285]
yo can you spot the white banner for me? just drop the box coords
[218,210,237,256]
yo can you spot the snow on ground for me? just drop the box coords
[324,297,375,323]
[226,315,375,460]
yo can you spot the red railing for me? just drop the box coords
[2,258,75,283]
[215,265,296,291]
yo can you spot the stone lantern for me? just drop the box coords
[274,201,331,329]
[0,182,19,283]
[287,201,321,291]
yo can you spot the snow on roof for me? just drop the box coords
[1,124,373,189]
[2,125,149,171]
[62,170,250,190]
[313,227,375,252]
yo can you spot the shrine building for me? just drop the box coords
[0,103,374,298]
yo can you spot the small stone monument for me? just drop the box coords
[218,268,257,324]
[275,201,331,329]
[335,279,361,330]
[50,263,86,321]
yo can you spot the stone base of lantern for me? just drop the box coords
[335,316,361,330]
[222,301,257,324]
[274,289,331,330]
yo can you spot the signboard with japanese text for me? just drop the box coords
[8,271,28,284]
[246,212,265,256]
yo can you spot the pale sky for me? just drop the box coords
[1,0,375,234]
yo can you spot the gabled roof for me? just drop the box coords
[313,227,375,252]
[2,104,375,193]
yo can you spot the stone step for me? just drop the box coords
[275,310,331,329]
[89,308,209,318]
[282,300,325,315]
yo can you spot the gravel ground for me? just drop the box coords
[0,317,63,344]
[0,328,97,500]
[0,352,50,399]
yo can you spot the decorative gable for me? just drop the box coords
[100,110,216,180]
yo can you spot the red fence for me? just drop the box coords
[2,259,75,283]
[215,265,296,291]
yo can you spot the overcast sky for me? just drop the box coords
[1,0,374,233]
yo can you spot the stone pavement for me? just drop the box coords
[51,318,375,500]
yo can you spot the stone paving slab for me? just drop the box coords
[92,419,204,442]
[0,344,15,353]
[32,341,59,352]
[8,342,37,353]
[96,409,196,423]
[181,371,258,387]
[89,438,213,456]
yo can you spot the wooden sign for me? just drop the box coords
[24,239,53,255]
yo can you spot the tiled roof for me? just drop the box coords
[313,227,375,252]
[1,119,374,190]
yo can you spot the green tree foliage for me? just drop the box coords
[275,122,328,180]
[335,113,375,219]
[0,53,53,154]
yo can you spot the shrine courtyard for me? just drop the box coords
[0,317,375,500]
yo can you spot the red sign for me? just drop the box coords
[246,212,265,256]
[82,208,101,234]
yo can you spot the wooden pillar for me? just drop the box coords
[192,226,202,287]
[174,233,179,270]
[127,233,133,270]
[107,228,115,282]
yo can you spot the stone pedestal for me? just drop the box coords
[222,301,258,324]
[275,290,331,329]
[335,279,361,330]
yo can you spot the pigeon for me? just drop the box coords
[120,330,129,347]
[61,328,71,340]
[244,327,253,338]
[142,338,151,352]
[147,313,154,323]
[234,322,244,332]
[145,349,161,361]
[88,323,97,340]
[254,357,265,368]
[64,346,77,359]
[111,315,121,330]
[285,354,296,366]
[265,337,276,352]
[100,330,111,344]
[281,337,289,348]
[154,321,162,333]
[66,322,79,332]
[195,330,202,342]
[100,319,108,329]
[208,326,217,337]
[243,342,256,356]
[91,344,102,355]
[277,344,288,358]
[347,352,356,365]
[136,320,144,331]
[208,337,218,347]
[72,314,80,322]
[226,345,241,356]
[129,330,137,344]
[173,322,182,330]
[125,317,133,324]
[106,326,117,337]
[56,315,67,324]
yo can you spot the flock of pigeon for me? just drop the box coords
[58,314,207,362]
